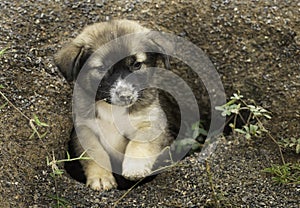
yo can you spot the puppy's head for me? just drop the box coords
[55,20,170,107]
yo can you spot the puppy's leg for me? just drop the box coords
[76,126,117,190]
[122,134,170,180]
[82,159,116,191]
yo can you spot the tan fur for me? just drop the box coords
[55,20,177,191]
[54,20,149,81]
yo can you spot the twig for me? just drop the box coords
[257,118,286,165]
[240,96,285,165]
[0,91,30,120]
[0,89,64,206]
[47,150,90,166]
[0,90,51,157]
[113,148,180,208]
[205,160,221,208]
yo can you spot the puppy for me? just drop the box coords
[55,20,180,191]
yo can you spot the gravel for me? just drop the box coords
[0,0,299,207]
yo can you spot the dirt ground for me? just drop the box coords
[0,0,299,207]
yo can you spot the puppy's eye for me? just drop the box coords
[132,61,142,70]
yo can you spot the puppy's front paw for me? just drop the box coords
[86,173,117,191]
[84,161,117,191]
[122,158,153,181]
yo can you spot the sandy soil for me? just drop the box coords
[0,0,299,207]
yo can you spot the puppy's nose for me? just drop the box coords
[119,95,132,102]
[118,91,133,103]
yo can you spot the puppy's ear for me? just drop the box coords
[54,43,90,82]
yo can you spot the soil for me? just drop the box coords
[0,0,299,207]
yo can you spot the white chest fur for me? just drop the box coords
[82,100,168,159]
[95,100,167,140]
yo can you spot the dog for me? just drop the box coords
[55,20,180,191]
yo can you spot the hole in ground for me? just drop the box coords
[64,129,156,190]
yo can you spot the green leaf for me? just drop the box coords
[215,106,224,111]
[253,111,262,116]
[223,111,231,117]
[229,123,235,129]
[289,143,295,148]
[296,144,300,154]
[0,84,5,89]
[243,125,249,132]
[29,131,36,139]
[230,93,243,100]
[229,103,241,114]
[66,151,71,160]
[33,114,49,127]
[198,128,208,136]
[40,131,48,139]
[191,141,202,151]
[191,121,200,130]
[50,169,64,177]
[263,114,272,119]
[0,48,7,56]
[192,128,199,139]
[249,124,258,133]
[48,194,70,206]
[173,138,200,154]
[225,98,237,106]
[247,104,256,110]
[215,106,229,117]
[245,133,251,140]
[234,128,246,134]
[0,102,8,109]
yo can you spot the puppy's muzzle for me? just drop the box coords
[115,88,135,104]
[110,78,139,106]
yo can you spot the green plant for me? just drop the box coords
[205,160,221,208]
[46,150,90,207]
[234,124,263,140]
[173,121,207,154]
[191,120,208,139]
[29,114,49,139]
[263,163,300,185]
[279,137,300,154]
[0,83,71,206]
[47,194,71,208]
[215,91,286,163]
[47,150,90,178]
[0,102,8,110]
[215,92,271,140]
[0,88,49,141]
[203,160,231,207]
[0,48,7,56]
[113,121,209,207]
[0,47,85,206]
[216,91,300,185]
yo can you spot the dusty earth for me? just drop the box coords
[0,0,299,207]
